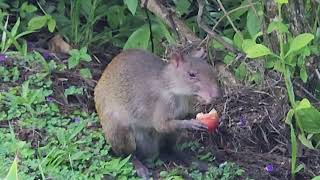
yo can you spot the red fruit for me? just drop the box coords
[196,108,219,133]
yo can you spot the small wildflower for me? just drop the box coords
[237,116,247,127]
[73,117,81,123]
[27,41,34,51]
[0,54,7,62]
[265,164,274,172]
[42,51,51,60]
[46,96,54,102]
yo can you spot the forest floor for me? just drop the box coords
[1,39,319,180]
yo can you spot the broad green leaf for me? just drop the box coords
[152,18,174,44]
[300,67,308,83]
[286,33,314,56]
[28,15,48,31]
[124,25,150,50]
[244,44,271,58]
[295,98,312,110]
[80,47,87,54]
[241,39,256,52]
[295,99,320,133]
[223,53,235,64]
[233,32,243,49]
[4,155,19,180]
[107,5,126,29]
[246,9,261,38]
[235,63,247,80]
[124,0,138,15]
[311,176,320,180]
[80,54,91,62]
[173,0,191,15]
[47,18,56,33]
[295,107,320,133]
[267,21,289,34]
[79,68,92,78]
[68,56,79,69]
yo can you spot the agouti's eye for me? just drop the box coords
[188,72,196,78]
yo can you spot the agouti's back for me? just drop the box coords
[94,49,166,126]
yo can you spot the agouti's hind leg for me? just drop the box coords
[134,128,161,161]
[100,113,136,156]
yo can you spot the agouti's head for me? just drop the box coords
[165,48,221,105]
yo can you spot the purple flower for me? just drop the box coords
[41,51,50,60]
[73,117,81,123]
[46,96,54,102]
[237,116,247,127]
[0,54,7,62]
[265,164,274,172]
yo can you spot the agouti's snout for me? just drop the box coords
[197,84,222,105]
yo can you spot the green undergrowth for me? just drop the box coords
[0,52,246,179]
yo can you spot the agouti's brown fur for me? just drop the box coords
[94,48,221,177]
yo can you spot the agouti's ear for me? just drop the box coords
[170,52,184,67]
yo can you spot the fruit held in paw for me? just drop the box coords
[196,108,219,133]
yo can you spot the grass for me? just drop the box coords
[0,51,247,179]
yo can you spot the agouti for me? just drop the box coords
[94,48,221,179]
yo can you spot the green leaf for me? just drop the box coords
[107,5,126,29]
[241,39,256,52]
[64,86,83,97]
[173,0,191,15]
[47,18,56,33]
[28,15,49,31]
[296,107,320,133]
[4,155,19,180]
[276,0,288,4]
[294,163,305,173]
[152,18,175,44]
[235,63,247,80]
[266,57,276,69]
[233,32,243,49]
[11,18,20,37]
[299,67,308,83]
[295,99,320,133]
[286,33,314,56]
[244,44,271,58]
[298,134,315,149]
[288,122,298,176]
[267,21,289,34]
[68,56,79,69]
[311,176,320,180]
[79,68,92,78]
[223,53,235,64]
[124,25,150,50]
[246,9,261,38]
[295,98,312,110]
[123,0,138,15]
[285,109,294,124]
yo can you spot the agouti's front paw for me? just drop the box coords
[183,119,208,131]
